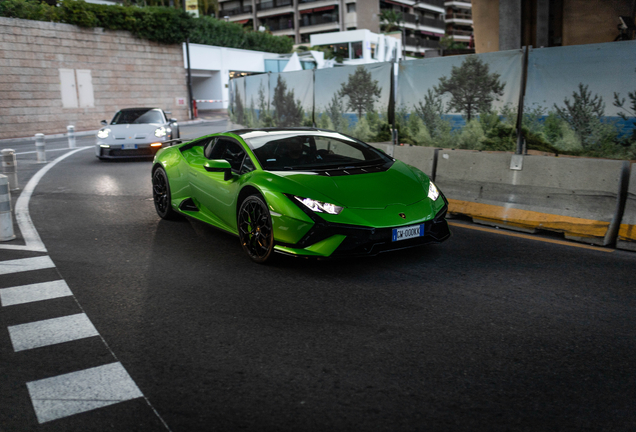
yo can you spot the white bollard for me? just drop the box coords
[67,125,76,149]
[35,133,47,163]
[0,175,16,241]
[1,148,18,191]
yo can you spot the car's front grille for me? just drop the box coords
[107,148,155,157]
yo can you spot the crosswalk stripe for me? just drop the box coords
[0,280,72,307]
[0,256,55,276]
[8,313,99,352]
[27,362,144,424]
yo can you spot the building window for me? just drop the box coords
[351,41,363,59]
[347,3,356,13]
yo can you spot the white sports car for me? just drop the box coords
[95,107,180,159]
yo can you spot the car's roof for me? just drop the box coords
[228,127,333,138]
[117,107,161,111]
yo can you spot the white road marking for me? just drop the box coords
[0,256,55,276]
[0,280,72,307]
[8,313,99,352]
[27,362,143,424]
[0,146,91,252]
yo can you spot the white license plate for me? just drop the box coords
[122,144,137,150]
[392,224,425,242]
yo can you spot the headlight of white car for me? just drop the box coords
[154,127,167,138]
[428,181,440,201]
[294,196,343,215]
[97,128,110,139]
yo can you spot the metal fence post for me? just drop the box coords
[67,125,76,149]
[35,133,47,163]
[1,149,18,191]
[0,174,16,242]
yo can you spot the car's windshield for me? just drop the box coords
[111,109,164,125]
[244,131,391,171]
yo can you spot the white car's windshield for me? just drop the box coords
[245,131,391,171]
[111,109,164,125]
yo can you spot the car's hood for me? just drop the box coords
[107,123,163,139]
[272,161,429,209]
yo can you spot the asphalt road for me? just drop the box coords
[1,121,635,431]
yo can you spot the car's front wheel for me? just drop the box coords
[238,194,274,263]
[152,167,180,220]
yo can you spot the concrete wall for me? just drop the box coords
[435,150,626,245]
[563,0,635,46]
[0,17,189,140]
[473,0,500,53]
[473,0,635,54]
[618,163,636,251]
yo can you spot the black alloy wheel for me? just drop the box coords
[152,167,180,220]
[238,195,274,263]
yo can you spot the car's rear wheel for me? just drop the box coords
[152,167,180,220]
[238,194,274,263]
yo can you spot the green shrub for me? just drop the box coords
[0,0,293,52]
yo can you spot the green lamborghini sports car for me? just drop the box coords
[151,128,450,263]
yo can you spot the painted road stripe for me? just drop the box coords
[0,256,55,276]
[448,221,614,253]
[8,313,99,352]
[0,280,72,307]
[27,362,143,424]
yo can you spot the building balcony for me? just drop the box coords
[444,0,471,9]
[414,0,445,12]
[220,5,253,17]
[401,13,445,33]
[299,14,339,28]
[419,16,445,30]
[257,0,292,12]
[405,36,440,49]
[264,19,295,31]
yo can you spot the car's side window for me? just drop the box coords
[240,155,256,175]
[207,139,246,172]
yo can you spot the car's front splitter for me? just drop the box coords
[274,203,451,258]
[97,145,160,159]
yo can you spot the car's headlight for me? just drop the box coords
[428,181,440,201]
[294,196,343,215]
[154,127,167,137]
[97,128,110,139]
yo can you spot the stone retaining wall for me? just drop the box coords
[0,17,189,139]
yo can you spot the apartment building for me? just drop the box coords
[444,0,473,46]
[218,0,449,56]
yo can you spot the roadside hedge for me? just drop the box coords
[0,0,294,53]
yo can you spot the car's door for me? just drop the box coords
[190,137,254,231]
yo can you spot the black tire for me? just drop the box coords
[152,167,181,220]
[238,194,274,263]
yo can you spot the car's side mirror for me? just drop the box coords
[170,118,177,123]
[100,120,108,126]
[204,159,233,181]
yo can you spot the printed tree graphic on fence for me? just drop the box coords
[271,75,304,127]
[337,66,382,119]
[554,83,605,148]
[435,56,505,121]
[234,89,244,125]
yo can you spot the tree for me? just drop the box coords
[434,56,505,122]
[379,9,402,33]
[414,88,446,138]
[326,93,345,131]
[233,90,244,125]
[271,75,304,127]
[337,66,382,120]
[554,83,605,147]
